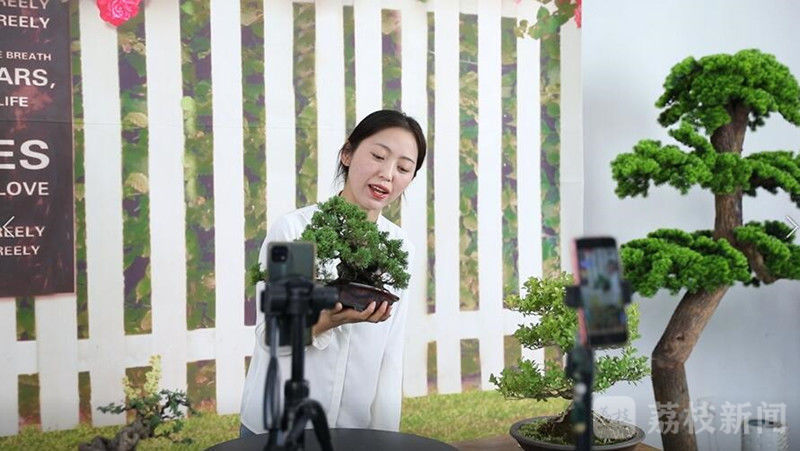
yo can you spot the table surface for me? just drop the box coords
[451,434,660,450]
[209,429,456,451]
[211,430,661,451]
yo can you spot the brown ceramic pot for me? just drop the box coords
[335,282,399,312]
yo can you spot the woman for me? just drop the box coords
[240,110,427,436]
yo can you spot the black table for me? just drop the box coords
[209,429,456,451]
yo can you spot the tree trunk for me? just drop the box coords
[652,103,749,450]
[79,418,152,451]
[651,287,728,450]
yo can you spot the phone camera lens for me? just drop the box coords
[272,246,288,262]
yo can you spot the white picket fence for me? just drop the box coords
[0,0,582,435]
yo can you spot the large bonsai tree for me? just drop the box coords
[491,273,649,446]
[611,49,800,450]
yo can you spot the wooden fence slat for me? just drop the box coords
[0,299,18,435]
[80,0,127,426]
[265,0,298,230]
[400,0,430,397]
[35,295,79,430]
[353,0,382,120]
[315,0,346,202]
[516,0,544,367]
[211,0,247,415]
[433,0,462,395]
[476,0,504,391]
[559,20,584,271]
[145,0,189,393]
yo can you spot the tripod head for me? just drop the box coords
[262,277,338,346]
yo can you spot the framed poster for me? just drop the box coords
[0,0,74,296]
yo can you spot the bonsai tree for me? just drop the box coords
[611,49,800,450]
[80,355,194,451]
[490,272,649,446]
[250,196,410,293]
[298,196,410,292]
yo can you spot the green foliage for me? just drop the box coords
[657,49,800,135]
[1,391,570,449]
[180,0,216,330]
[502,16,520,300]
[745,151,800,207]
[401,391,569,444]
[490,274,649,402]
[382,9,404,225]
[119,11,153,335]
[735,221,800,282]
[71,0,89,340]
[240,0,267,324]
[540,31,562,274]
[294,3,317,208]
[95,356,195,445]
[612,137,712,197]
[515,0,579,41]
[343,6,356,132]
[248,263,265,287]
[611,50,800,296]
[299,196,410,291]
[612,124,800,204]
[460,13,480,309]
[16,296,35,341]
[620,229,752,296]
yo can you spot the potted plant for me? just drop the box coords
[611,49,800,449]
[490,273,649,450]
[250,196,410,311]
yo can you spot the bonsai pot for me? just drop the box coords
[510,416,645,451]
[336,281,399,311]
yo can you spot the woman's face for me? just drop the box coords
[340,127,418,221]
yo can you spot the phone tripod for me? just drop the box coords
[564,281,632,451]
[261,279,338,451]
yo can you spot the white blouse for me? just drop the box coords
[239,204,415,434]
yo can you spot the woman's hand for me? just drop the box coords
[312,301,392,337]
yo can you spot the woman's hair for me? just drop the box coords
[335,110,427,183]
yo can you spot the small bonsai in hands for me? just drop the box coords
[300,196,409,291]
[490,273,649,446]
[248,196,410,310]
[79,355,195,451]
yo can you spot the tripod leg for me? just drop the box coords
[305,401,333,451]
[283,400,333,451]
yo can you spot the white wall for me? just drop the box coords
[583,1,800,449]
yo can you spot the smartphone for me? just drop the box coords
[265,241,316,346]
[572,237,628,347]
[267,241,316,283]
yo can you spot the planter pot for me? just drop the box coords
[741,419,789,451]
[336,282,399,312]
[510,416,645,451]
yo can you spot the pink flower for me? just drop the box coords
[574,0,582,28]
[96,0,141,27]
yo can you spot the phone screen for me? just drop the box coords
[574,238,628,346]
